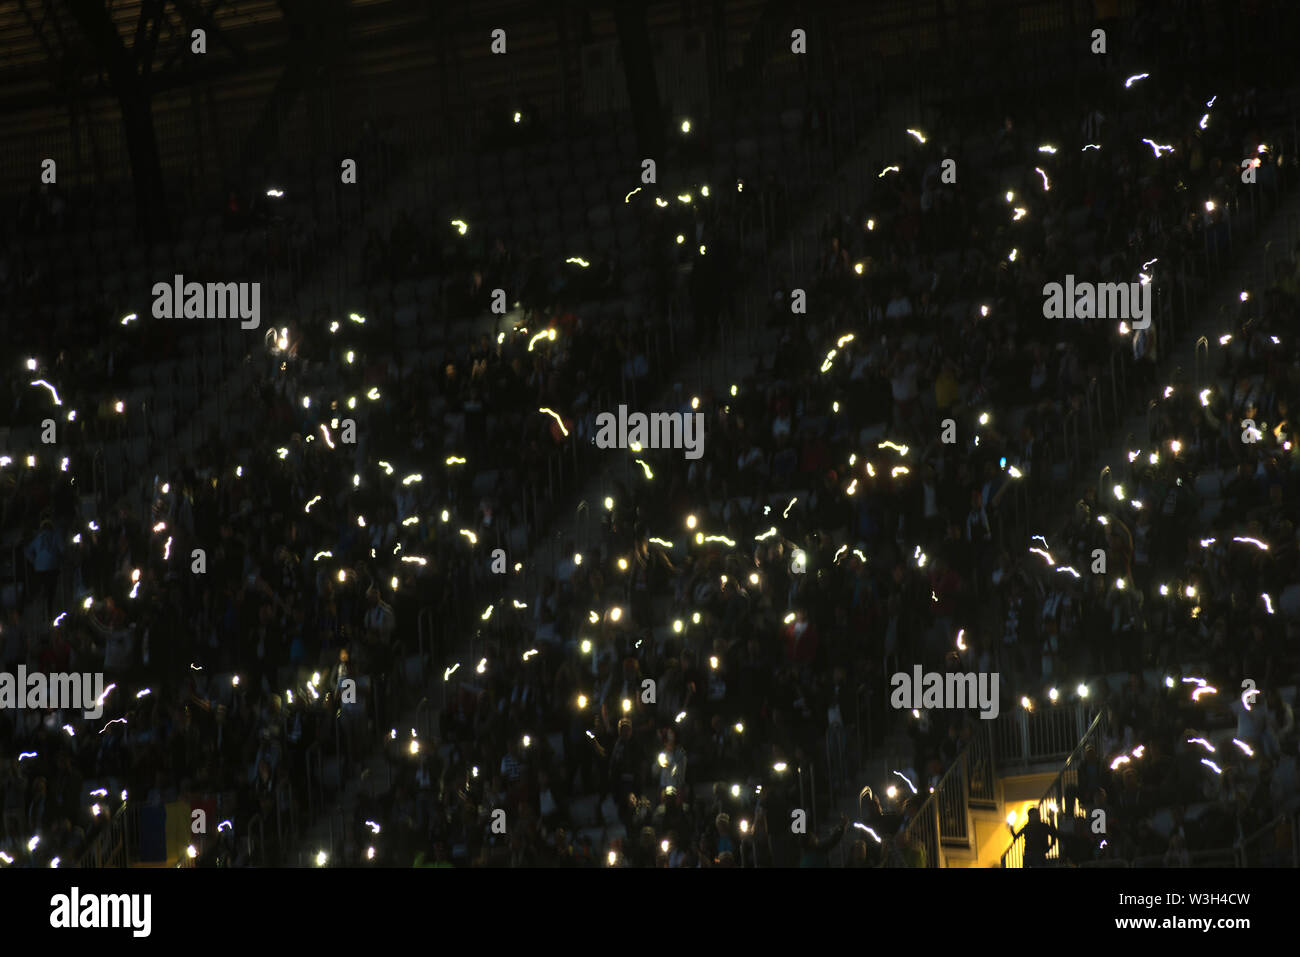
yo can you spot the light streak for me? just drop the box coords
[30,380,62,405]
[539,408,568,436]
[892,771,917,794]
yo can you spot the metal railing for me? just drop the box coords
[276,777,295,857]
[827,722,848,800]
[304,741,324,825]
[74,799,132,868]
[414,696,435,743]
[797,759,818,835]
[966,722,997,808]
[993,701,1095,770]
[1001,709,1107,867]
[901,722,997,868]
[903,750,964,868]
[417,606,436,686]
[245,812,266,867]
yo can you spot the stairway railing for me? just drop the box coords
[901,721,996,867]
[992,701,1095,770]
[1001,709,1107,868]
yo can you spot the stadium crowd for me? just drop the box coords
[2,2,1299,869]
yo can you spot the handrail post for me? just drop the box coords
[930,788,942,868]
[336,713,343,791]
[961,751,973,852]
[811,761,818,835]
